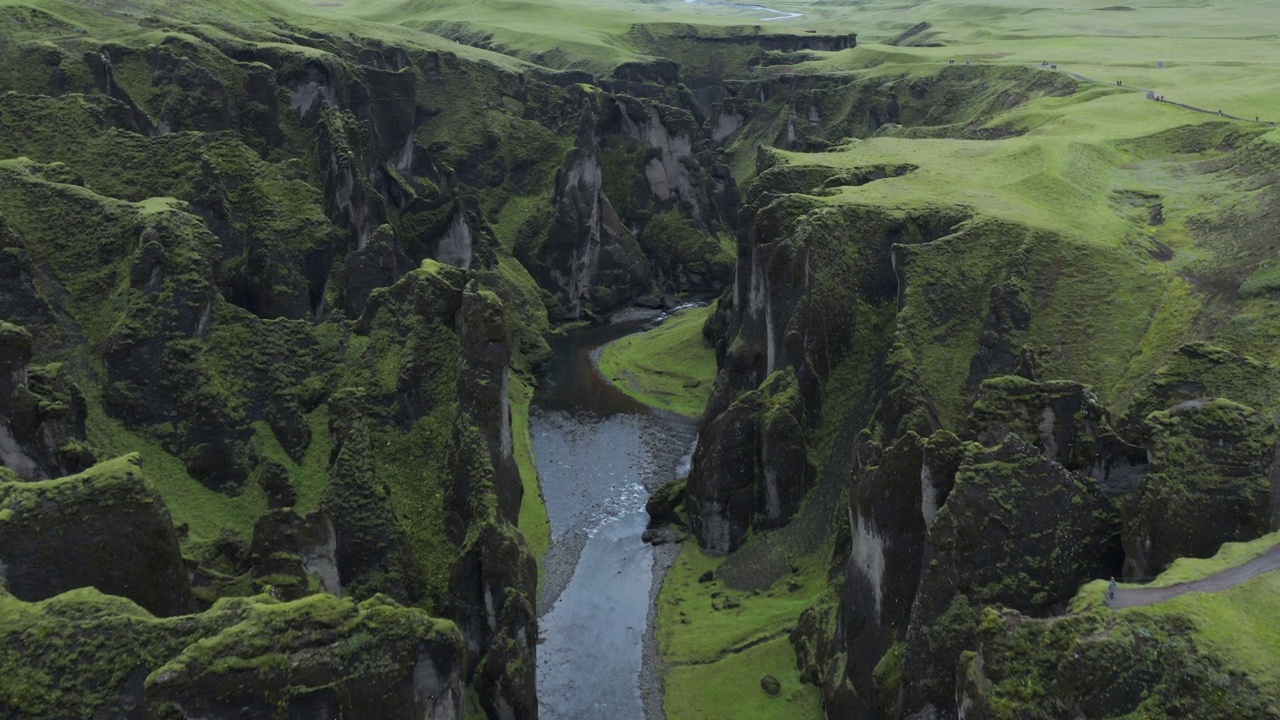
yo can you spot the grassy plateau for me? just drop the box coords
[597,305,718,419]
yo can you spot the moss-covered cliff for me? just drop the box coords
[679,40,1280,719]
[6,0,1280,717]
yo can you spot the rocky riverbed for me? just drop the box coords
[532,320,697,720]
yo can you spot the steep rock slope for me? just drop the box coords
[682,56,1280,718]
[0,0,773,715]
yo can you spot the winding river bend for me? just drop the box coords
[532,319,697,720]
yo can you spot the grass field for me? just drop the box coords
[656,543,828,719]
[294,0,1280,122]
[598,306,717,419]
[7,0,1279,120]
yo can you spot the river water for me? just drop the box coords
[532,320,697,720]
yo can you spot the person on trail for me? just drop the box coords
[1108,576,1118,601]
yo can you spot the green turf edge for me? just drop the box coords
[511,371,550,566]
[1071,531,1280,698]
[597,305,716,419]
[663,636,824,720]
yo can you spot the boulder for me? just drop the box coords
[249,509,339,599]
[0,454,195,617]
[148,594,466,720]
[645,476,687,528]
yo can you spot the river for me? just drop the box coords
[532,319,698,720]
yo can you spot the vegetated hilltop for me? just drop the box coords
[2,0,1280,717]
[653,3,1280,717]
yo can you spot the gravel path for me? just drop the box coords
[1040,64,1276,126]
[1106,543,1280,609]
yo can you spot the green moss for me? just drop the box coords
[0,587,252,719]
[664,636,823,720]
[250,407,333,515]
[656,543,826,665]
[598,305,717,418]
[872,641,905,716]
[510,373,550,563]
[84,394,267,544]
[479,255,555,371]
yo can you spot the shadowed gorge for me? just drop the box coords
[3,0,1280,718]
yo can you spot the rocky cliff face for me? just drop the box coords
[686,154,962,552]
[898,435,1121,716]
[520,90,737,318]
[687,63,1280,716]
[0,321,94,480]
[0,9,597,718]
[0,586,468,720]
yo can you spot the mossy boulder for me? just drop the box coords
[961,607,1277,719]
[646,476,687,528]
[0,586,464,720]
[148,594,466,720]
[0,454,195,617]
[1124,398,1278,579]
[900,436,1122,717]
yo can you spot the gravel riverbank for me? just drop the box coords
[532,323,697,720]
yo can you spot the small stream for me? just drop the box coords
[532,320,697,720]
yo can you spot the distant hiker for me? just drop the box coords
[966,59,971,65]
[1108,577,1117,601]
[1219,110,1224,116]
